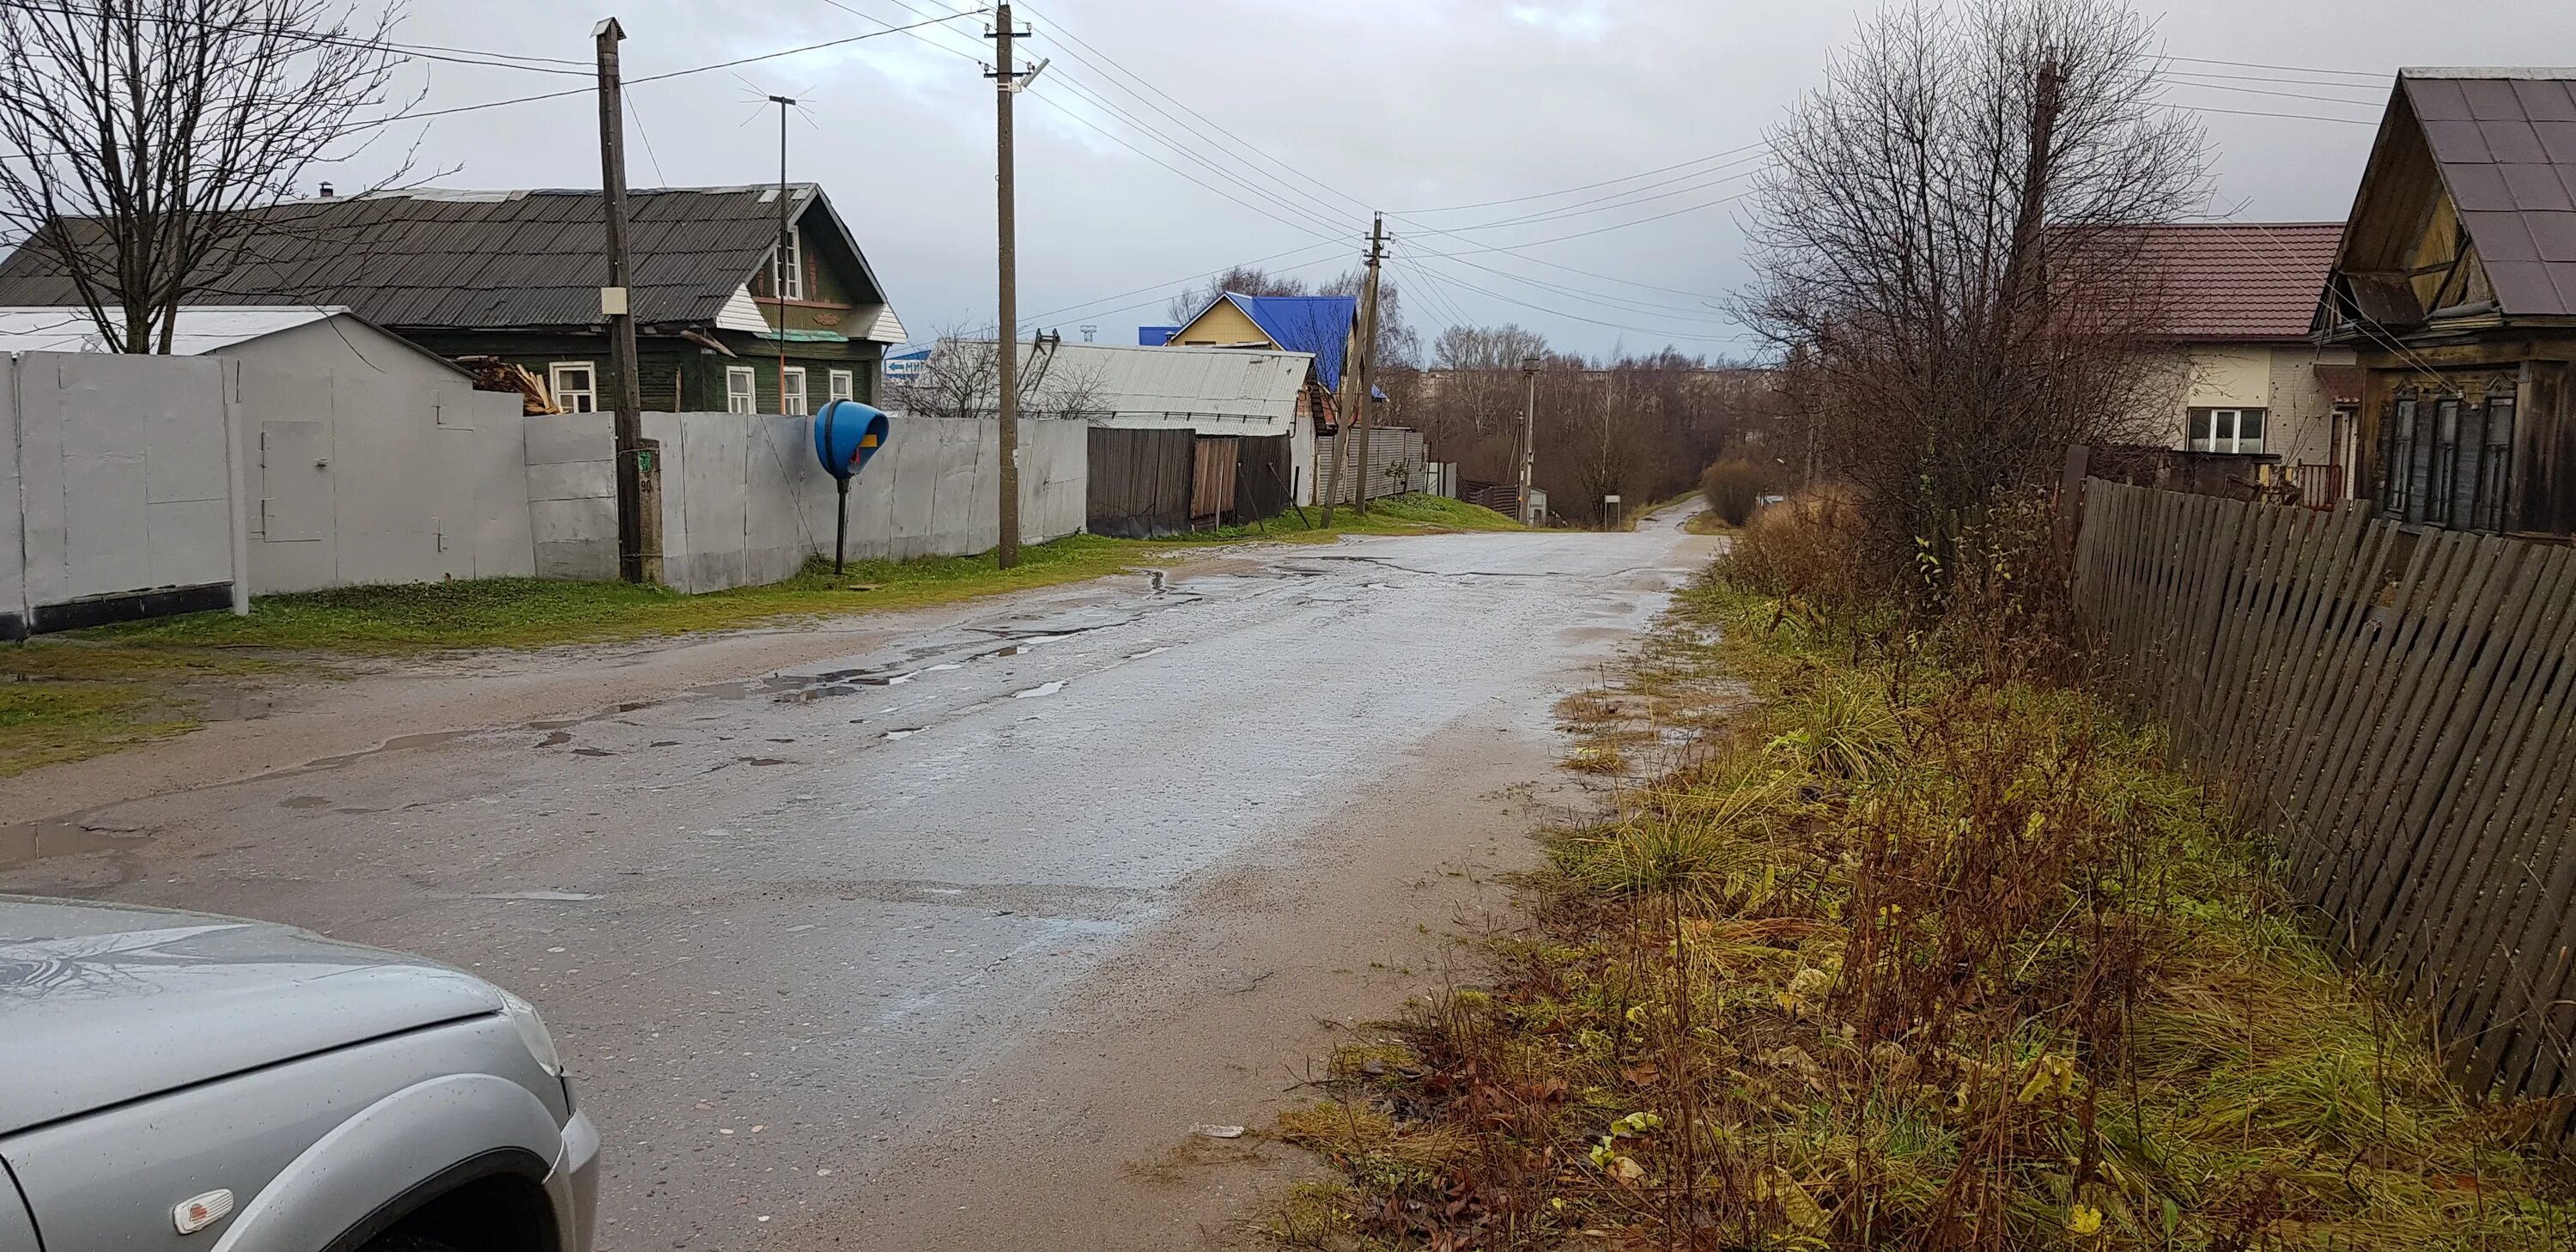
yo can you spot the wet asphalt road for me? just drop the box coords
[1,514,1710,1248]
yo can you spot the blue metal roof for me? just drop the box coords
[1138,325,1180,346]
[1225,294,1355,389]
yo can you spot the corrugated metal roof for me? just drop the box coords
[2118,222,2345,341]
[2403,70,2576,316]
[0,304,346,353]
[1227,294,1355,389]
[0,185,902,334]
[935,340,1312,434]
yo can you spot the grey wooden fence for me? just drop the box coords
[2072,479,2576,1140]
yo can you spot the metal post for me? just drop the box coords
[835,477,852,575]
[595,18,658,584]
[771,94,797,420]
[991,4,1023,568]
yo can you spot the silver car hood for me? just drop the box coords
[0,896,503,1135]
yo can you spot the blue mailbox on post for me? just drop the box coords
[813,400,891,573]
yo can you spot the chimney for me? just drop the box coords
[318,182,335,198]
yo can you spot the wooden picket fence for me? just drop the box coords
[2071,479,2576,1140]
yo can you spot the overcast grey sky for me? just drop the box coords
[312,1,2573,360]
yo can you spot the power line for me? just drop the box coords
[0,0,595,76]
[342,9,987,131]
[2158,53,2390,82]
[1017,238,1345,325]
[1394,142,1768,216]
[1013,0,1374,217]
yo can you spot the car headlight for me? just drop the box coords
[498,989,563,1078]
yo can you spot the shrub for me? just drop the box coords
[1698,459,1771,526]
[1721,485,1877,613]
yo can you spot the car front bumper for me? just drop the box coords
[548,1110,603,1252]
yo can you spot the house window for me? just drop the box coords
[726,366,756,415]
[2187,407,2264,454]
[772,227,804,301]
[828,368,854,404]
[781,366,808,416]
[2383,397,2418,520]
[549,362,597,414]
[2382,388,2517,532]
[2478,396,2516,532]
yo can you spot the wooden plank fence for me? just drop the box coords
[2071,479,2576,1140]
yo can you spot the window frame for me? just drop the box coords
[548,362,598,414]
[773,226,805,301]
[781,366,808,416]
[2186,406,2266,455]
[827,368,854,404]
[725,365,757,415]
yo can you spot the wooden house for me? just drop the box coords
[0,184,905,417]
[2318,70,2576,538]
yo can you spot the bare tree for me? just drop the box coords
[1162,264,1312,325]
[0,1,416,352]
[888,325,1109,422]
[1741,0,2202,593]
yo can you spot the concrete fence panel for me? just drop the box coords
[522,412,1084,593]
[7,352,240,634]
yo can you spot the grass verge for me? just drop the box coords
[1276,573,2575,1249]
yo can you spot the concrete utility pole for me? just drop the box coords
[593,17,659,584]
[1349,214,1385,514]
[771,94,797,416]
[986,5,1045,568]
[1518,355,1540,526]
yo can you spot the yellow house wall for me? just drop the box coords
[1172,301,1273,347]
[2137,343,2356,466]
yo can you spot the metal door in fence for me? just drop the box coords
[2072,479,2576,1140]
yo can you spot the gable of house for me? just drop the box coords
[1168,293,1357,390]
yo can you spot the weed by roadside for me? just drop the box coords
[1277,574,2576,1249]
[0,643,291,777]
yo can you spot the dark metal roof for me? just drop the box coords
[0,184,884,331]
[2404,71,2576,317]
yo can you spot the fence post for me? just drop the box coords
[2055,443,2092,563]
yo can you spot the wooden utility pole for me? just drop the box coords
[987,4,1040,568]
[594,17,659,584]
[1517,356,1540,525]
[1349,215,1385,514]
[2002,61,2064,319]
[770,94,797,416]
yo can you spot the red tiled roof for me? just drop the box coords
[2114,222,2343,342]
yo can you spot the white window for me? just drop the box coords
[772,226,804,301]
[548,362,597,414]
[781,366,808,416]
[2188,407,2265,455]
[828,368,854,404]
[726,365,757,415]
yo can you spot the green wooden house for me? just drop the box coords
[0,184,905,414]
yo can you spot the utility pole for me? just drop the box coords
[770,94,797,417]
[1349,214,1385,514]
[593,17,659,584]
[1518,355,1540,526]
[987,5,1046,568]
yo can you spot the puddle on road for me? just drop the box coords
[0,821,151,868]
[475,890,601,902]
[1012,681,1066,699]
[882,728,920,740]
